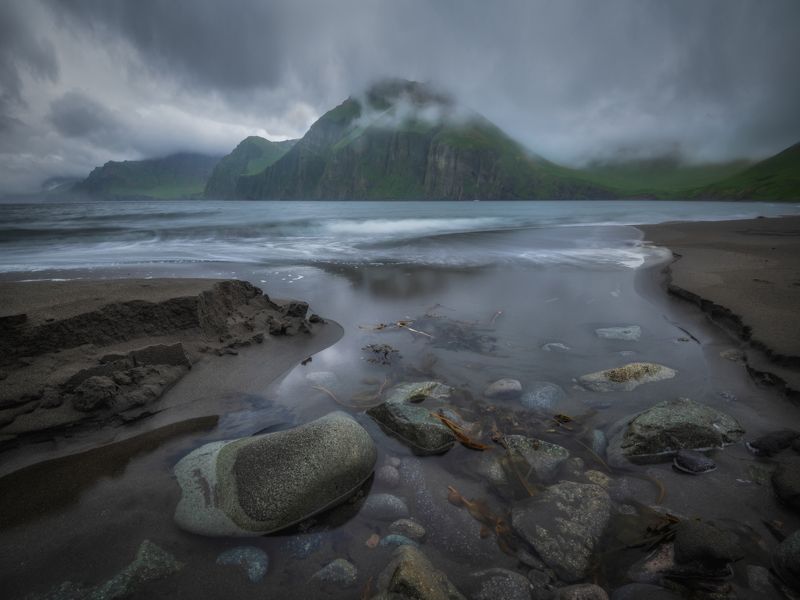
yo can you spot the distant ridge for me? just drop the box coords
[205,136,296,198]
[74,153,222,199]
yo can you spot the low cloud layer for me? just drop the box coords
[1,0,799,192]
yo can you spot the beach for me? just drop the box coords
[1,200,799,599]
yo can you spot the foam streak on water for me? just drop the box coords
[0,200,797,273]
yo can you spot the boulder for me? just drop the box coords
[673,521,741,568]
[484,378,523,400]
[579,362,675,392]
[504,435,570,483]
[366,382,456,455]
[607,397,744,466]
[469,568,534,600]
[173,411,376,536]
[311,558,358,588]
[772,456,800,512]
[389,518,427,541]
[511,481,611,582]
[374,545,465,600]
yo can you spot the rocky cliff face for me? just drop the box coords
[205,136,296,198]
[236,80,610,200]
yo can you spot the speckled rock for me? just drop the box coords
[284,532,325,559]
[484,378,523,400]
[361,493,409,521]
[607,397,744,466]
[772,529,800,592]
[672,449,716,474]
[673,520,741,568]
[504,435,570,483]
[375,465,400,488]
[389,518,427,541]
[578,362,675,392]
[595,326,641,341]
[555,584,609,600]
[511,481,611,582]
[520,381,567,411]
[374,545,465,600]
[215,546,268,583]
[173,411,377,536]
[366,381,456,455]
[89,540,183,600]
[470,568,533,600]
[772,456,800,512]
[311,558,358,588]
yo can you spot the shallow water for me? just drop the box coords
[1,200,799,598]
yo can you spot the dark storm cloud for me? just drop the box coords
[1,0,800,192]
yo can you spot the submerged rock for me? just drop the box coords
[380,534,419,548]
[772,529,800,592]
[215,546,268,583]
[747,429,799,457]
[520,382,567,411]
[772,456,800,512]
[542,342,571,352]
[578,362,675,392]
[389,518,427,541]
[470,568,533,600]
[511,481,611,582]
[672,450,716,475]
[173,411,376,536]
[366,381,456,455]
[311,558,357,588]
[361,493,409,521]
[88,540,183,600]
[673,521,741,568]
[555,584,609,599]
[504,435,570,483]
[375,464,400,488]
[595,326,641,341]
[374,545,465,600]
[484,378,523,400]
[607,397,744,466]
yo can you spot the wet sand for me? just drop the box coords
[641,216,800,395]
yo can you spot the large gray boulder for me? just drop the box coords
[511,481,611,583]
[607,397,744,466]
[579,362,675,392]
[366,381,456,455]
[173,411,376,536]
[504,435,570,483]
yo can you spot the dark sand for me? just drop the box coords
[641,216,800,393]
[0,278,342,473]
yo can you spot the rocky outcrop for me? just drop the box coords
[606,397,745,465]
[173,412,376,536]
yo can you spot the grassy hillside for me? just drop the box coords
[692,143,800,200]
[574,158,753,198]
[205,136,296,198]
[75,153,221,199]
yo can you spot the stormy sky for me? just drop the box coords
[1,0,799,193]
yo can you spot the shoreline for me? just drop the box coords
[639,215,800,396]
[0,278,342,474]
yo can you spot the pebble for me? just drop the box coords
[389,518,427,541]
[520,381,567,411]
[361,493,409,521]
[215,546,269,583]
[672,449,717,475]
[285,532,324,559]
[311,558,358,588]
[375,465,400,488]
[484,378,523,400]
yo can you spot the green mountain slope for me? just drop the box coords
[236,80,611,200]
[74,153,222,199]
[573,158,753,199]
[204,136,296,198]
[691,142,800,200]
